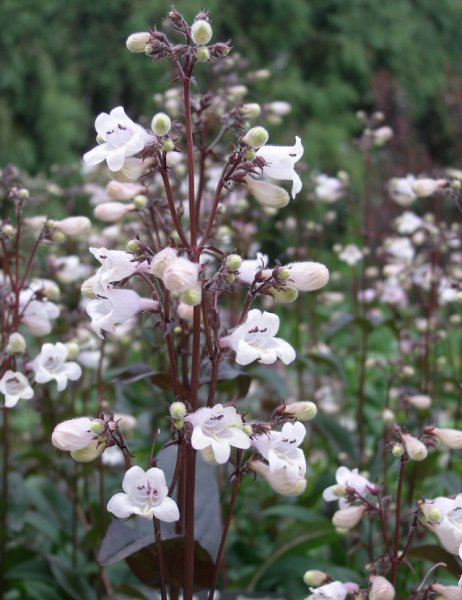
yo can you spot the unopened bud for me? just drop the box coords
[267,286,299,303]
[2,224,14,236]
[195,46,210,62]
[173,418,184,430]
[127,239,143,254]
[240,103,261,119]
[90,419,105,434]
[151,112,172,137]
[369,575,395,600]
[243,424,253,436]
[65,342,80,360]
[162,139,175,152]
[226,273,236,283]
[6,332,26,355]
[244,149,257,161]
[303,570,329,587]
[170,401,187,419]
[133,194,148,209]
[18,188,30,199]
[402,433,428,461]
[51,231,66,244]
[332,505,366,530]
[226,254,243,272]
[392,443,405,458]
[283,401,317,421]
[126,32,151,53]
[191,20,213,45]
[180,286,202,306]
[71,440,105,463]
[242,126,269,148]
[94,201,135,222]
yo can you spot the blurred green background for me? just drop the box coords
[2,0,462,174]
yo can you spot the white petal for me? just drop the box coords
[235,340,262,365]
[94,112,113,137]
[260,311,280,337]
[291,171,302,198]
[4,394,20,408]
[83,143,111,165]
[145,467,168,495]
[63,362,82,382]
[191,426,212,450]
[107,492,134,518]
[152,497,180,523]
[227,428,251,450]
[106,147,127,171]
[211,439,231,464]
[55,374,69,392]
[122,465,146,495]
[273,338,296,364]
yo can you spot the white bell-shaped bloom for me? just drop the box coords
[53,216,91,237]
[52,416,104,451]
[84,106,153,172]
[369,576,395,600]
[323,466,376,509]
[337,244,363,266]
[282,262,329,292]
[19,290,60,337]
[332,505,367,530]
[28,342,82,391]
[257,136,304,198]
[305,581,349,600]
[388,175,417,206]
[54,256,92,284]
[395,211,422,234]
[420,494,462,557]
[431,427,462,449]
[412,178,447,197]
[90,247,148,287]
[150,247,178,278]
[314,175,345,203]
[107,465,180,522]
[248,460,307,496]
[86,287,159,338]
[253,421,306,484]
[0,371,33,408]
[220,309,296,365]
[245,176,290,209]
[162,257,199,293]
[186,403,251,464]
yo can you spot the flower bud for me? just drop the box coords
[303,570,329,587]
[170,401,187,419]
[402,433,428,461]
[173,418,184,430]
[382,408,395,424]
[133,194,148,209]
[195,46,210,62]
[180,286,202,306]
[18,188,30,199]
[127,239,143,254]
[54,216,91,237]
[126,32,151,53]
[431,427,462,449]
[243,424,253,437]
[163,258,199,293]
[332,505,366,530]
[2,224,14,236]
[151,112,172,137]
[81,275,98,299]
[191,19,213,45]
[431,584,462,599]
[284,262,330,292]
[150,248,178,279]
[106,180,146,200]
[242,126,269,148]
[226,254,243,271]
[240,103,261,119]
[162,139,175,152]
[412,178,447,198]
[391,443,405,458]
[90,419,105,434]
[283,401,317,421]
[71,439,105,463]
[94,201,135,222]
[51,231,66,244]
[407,394,432,410]
[65,342,80,360]
[369,576,395,600]
[248,460,307,496]
[267,286,299,303]
[267,101,291,116]
[245,176,290,209]
[420,505,441,525]
[277,268,291,281]
[6,332,26,355]
[177,302,194,321]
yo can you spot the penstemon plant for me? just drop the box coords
[49,8,328,600]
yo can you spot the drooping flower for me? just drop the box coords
[278,261,329,292]
[332,505,367,530]
[388,176,417,206]
[28,342,82,391]
[219,309,296,365]
[245,176,290,209]
[257,136,304,198]
[0,371,33,408]
[305,581,349,600]
[412,178,447,198]
[253,421,306,484]
[402,433,428,461]
[369,576,395,600]
[19,290,60,337]
[323,466,376,508]
[431,427,462,449]
[83,106,153,172]
[90,247,148,287]
[186,403,251,464]
[86,287,159,338]
[420,494,462,557]
[107,465,180,522]
[247,460,307,496]
[52,416,104,451]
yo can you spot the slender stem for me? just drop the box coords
[183,447,196,600]
[163,291,181,397]
[154,519,168,600]
[207,451,242,600]
[356,328,368,464]
[183,76,196,248]
[159,166,189,249]
[0,408,9,598]
[391,456,407,584]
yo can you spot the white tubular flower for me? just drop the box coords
[106,181,146,200]
[373,126,393,147]
[337,244,363,266]
[431,428,462,449]
[431,582,462,599]
[257,136,304,198]
[28,343,82,391]
[162,258,199,293]
[386,237,415,262]
[86,287,159,338]
[420,494,462,557]
[237,253,268,285]
[369,576,396,600]
[107,465,180,522]
[395,211,422,234]
[83,106,153,172]
[0,371,33,408]
[253,422,306,483]
[53,216,91,237]
[332,505,367,530]
[90,247,148,287]
[283,401,317,421]
[388,176,417,206]
[248,460,307,496]
[102,446,125,466]
[52,416,104,451]
[94,201,136,222]
[219,309,296,366]
[323,466,376,508]
[283,262,329,292]
[305,581,348,600]
[244,176,290,209]
[412,178,447,197]
[266,101,291,116]
[402,433,428,461]
[186,403,251,464]
[150,247,178,278]
[19,290,60,337]
[314,175,345,203]
[54,256,92,284]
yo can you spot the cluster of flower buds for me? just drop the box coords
[150,247,202,306]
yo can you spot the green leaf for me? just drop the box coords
[111,363,156,384]
[262,505,329,524]
[407,545,461,578]
[46,555,97,600]
[200,360,251,399]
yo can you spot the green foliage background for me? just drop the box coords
[1,0,462,173]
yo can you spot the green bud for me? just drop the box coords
[65,342,80,360]
[225,254,243,271]
[242,126,269,149]
[242,424,253,436]
[151,112,172,137]
[392,443,405,458]
[90,419,105,434]
[226,274,236,283]
[51,231,66,244]
[191,20,213,45]
[133,194,148,209]
[240,103,261,119]
[127,239,143,253]
[71,440,105,463]
[268,286,298,304]
[2,224,14,236]
[170,401,187,419]
[180,286,202,306]
[277,267,291,281]
[18,188,29,199]
[195,46,210,62]
[6,332,26,355]
[244,149,257,161]
[173,418,184,430]
[162,139,175,152]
